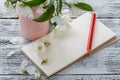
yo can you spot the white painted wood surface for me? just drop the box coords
[0,0,120,80]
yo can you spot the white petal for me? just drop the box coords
[19,6,33,19]
[33,42,46,54]
[40,43,46,53]
[62,9,71,16]
[25,6,33,19]
[34,72,41,79]
[61,15,72,25]
[51,16,63,26]
[70,6,80,15]
[4,2,16,15]
[53,25,67,37]
[36,5,46,14]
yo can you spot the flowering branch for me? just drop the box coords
[5,0,93,22]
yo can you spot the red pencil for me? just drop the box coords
[87,13,96,56]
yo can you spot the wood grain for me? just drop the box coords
[0,19,120,75]
[1,75,120,80]
[48,75,120,80]
[0,0,120,79]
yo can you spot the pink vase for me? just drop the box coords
[19,7,49,41]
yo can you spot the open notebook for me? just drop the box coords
[22,13,117,77]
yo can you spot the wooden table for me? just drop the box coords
[0,0,120,80]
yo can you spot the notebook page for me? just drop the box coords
[22,13,116,77]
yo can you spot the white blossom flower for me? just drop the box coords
[53,25,68,37]
[4,1,16,15]
[4,0,9,8]
[33,42,46,54]
[51,14,72,26]
[61,15,72,26]
[36,5,46,15]
[61,9,71,16]
[55,25,67,32]
[51,16,63,26]
[50,14,71,37]
[34,70,41,79]
[38,43,46,53]
[18,2,33,19]
[70,6,81,15]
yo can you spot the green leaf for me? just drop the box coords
[22,0,46,7]
[74,2,93,11]
[33,0,55,22]
[56,0,62,15]
[42,5,49,9]
[59,0,62,11]
[64,2,71,8]
[8,0,17,3]
[58,0,62,14]
[8,0,17,5]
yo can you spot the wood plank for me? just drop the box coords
[0,19,120,75]
[0,75,120,80]
[0,75,35,80]
[85,0,120,18]
[0,0,120,79]
[0,0,120,18]
[0,19,120,37]
[48,75,120,80]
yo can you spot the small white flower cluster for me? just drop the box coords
[50,0,84,28]
[51,9,72,28]
[18,2,34,19]
[4,1,47,19]
[33,41,50,64]
[34,70,41,79]
[34,41,50,53]
[36,4,47,15]
[4,1,16,15]
[18,2,48,19]
[21,59,41,78]
[4,0,84,20]
[4,0,93,23]
[33,42,45,54]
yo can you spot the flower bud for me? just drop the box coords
[21,68,29,75]
[41,58,48,64]
[4,1,9,8]
[34,71,40,79]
